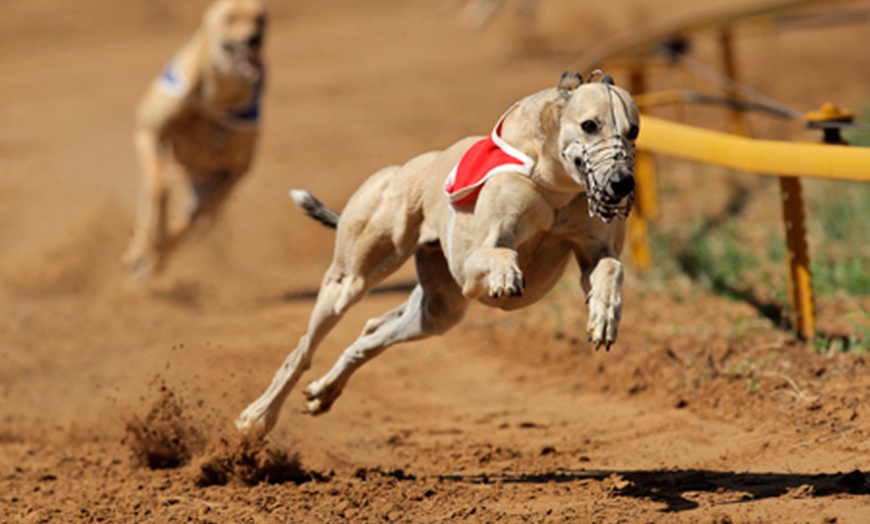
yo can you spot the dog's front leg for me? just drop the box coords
[455,175,549,300]
[579,252,623,350]
[124,127,169,280]
[125,88,188,280]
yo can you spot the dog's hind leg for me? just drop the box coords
[238,165,430,436]
[235,266,373,437]
[237,195,421,436]
[303,244,469,415]
[160,170,242,256]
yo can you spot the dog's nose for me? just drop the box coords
[608,174,635,199]
[247,33,263,48]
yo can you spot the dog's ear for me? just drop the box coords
[557,70,583,99]
[541,71,581,138]
[538,71,581,146]
[587,69,615,86]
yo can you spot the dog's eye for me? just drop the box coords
[626,125,639,140]
[580,120,599,134]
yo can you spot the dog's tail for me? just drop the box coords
[290,189,340,229]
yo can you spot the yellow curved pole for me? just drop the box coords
[637,116,870,182]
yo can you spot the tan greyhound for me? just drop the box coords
[237,71,640,438]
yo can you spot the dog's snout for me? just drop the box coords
[609,174,635,199]
[247,33,263,48]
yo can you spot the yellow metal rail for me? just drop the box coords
[637,116,870,182]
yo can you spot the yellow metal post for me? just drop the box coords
[779,176,815,339]
[629,151,657,271]
[718,29,749,137]
[628,65,657,271]
[780,102,857,339]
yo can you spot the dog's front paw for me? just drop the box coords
[586,290,621,351]
[486,259,525,299]
[461,248,524,300]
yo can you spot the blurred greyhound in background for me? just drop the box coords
[124,0,267,280]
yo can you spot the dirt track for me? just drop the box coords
[1,1,869,522]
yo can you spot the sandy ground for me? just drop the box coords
[1,1,869,522]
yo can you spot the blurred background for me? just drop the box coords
[1,0,867,313]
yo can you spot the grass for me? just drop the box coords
[646,164,870,348]
[811,255,870,297]
[671,179,870,299]
[813,310,870,355]
[843,102,870,147]
[805,178,870,296]
[730,353,777,394]
[649,213,788,329]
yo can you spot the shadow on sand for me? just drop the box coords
[437,468,867,512]
[279,280,417,302]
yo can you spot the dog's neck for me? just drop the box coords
[203,61,261,105]
[190,31,263,118]
[498,89,584,209]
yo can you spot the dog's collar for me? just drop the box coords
[156,56,264,128]
[443,103,534,207]
[224,76,263,125]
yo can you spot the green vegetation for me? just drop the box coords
[843,102,870,147]
[805,179,870,296]
[730,353,777,394]
[813,310,870,355]
[646,170,869,349]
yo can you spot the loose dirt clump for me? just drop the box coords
[194,435,323,487]
[122,378,320,487]
[123,378,204,470]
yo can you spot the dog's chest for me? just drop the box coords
[549,196,599,237]
[199,74,264,125]
[166,108,257,173]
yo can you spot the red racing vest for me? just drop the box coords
[443,105,535,206]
